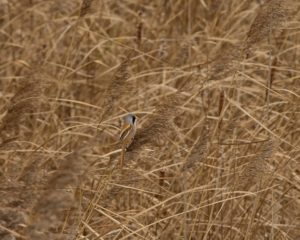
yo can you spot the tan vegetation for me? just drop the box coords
[0,0,299,239]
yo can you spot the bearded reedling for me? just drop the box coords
[119,113,137,167]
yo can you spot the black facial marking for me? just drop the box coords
[132,115,136,124]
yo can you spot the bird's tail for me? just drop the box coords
[120,147,125,169]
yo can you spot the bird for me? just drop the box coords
[119,113,137,167]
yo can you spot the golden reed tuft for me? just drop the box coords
[240,138,276,189]
[245,0,287,53]
[27,149,87,240]
[0,76,44,146]
[185,122,210,169]
[99,54,132,122]
[128,94,181,153]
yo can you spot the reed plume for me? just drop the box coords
[99,54,132,122]
[245,0,286,53]
[185,122,210,169]
[127,94,181,153]
[209,44,242,80]
[0,76,44,146]
[240,138,276,189]
[27,148,87,240]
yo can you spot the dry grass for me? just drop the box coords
[0,0,299,239]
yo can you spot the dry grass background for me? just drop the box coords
[0,0,299,239]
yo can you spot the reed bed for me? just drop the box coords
[0,0,299,239]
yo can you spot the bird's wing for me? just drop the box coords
[119,123,132,141]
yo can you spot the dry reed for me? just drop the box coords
[128,94,181,153]
[0,77,43,145]
[27,149,87,240]
[185,121,210,169]
[0,1,299,239]
[99,54,132,122]
[245,0,287,53]
[240,138,276,189]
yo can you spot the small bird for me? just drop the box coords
[119,113,137,167]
